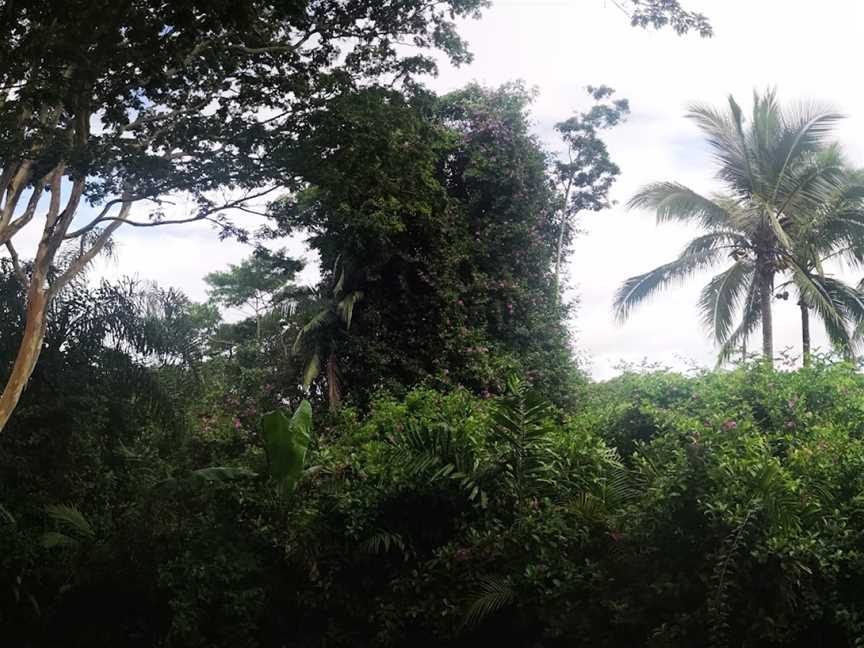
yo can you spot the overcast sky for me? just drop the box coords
[13,0,864,379]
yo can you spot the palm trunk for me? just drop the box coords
[0,286,48,432]
[758,265,774,368]
[799,300,811,367]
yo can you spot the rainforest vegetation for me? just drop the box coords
[7,2,864,647]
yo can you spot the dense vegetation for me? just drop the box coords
[10,2,864,647]
[8,292,864,647]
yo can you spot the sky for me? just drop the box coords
[9,0,864,379]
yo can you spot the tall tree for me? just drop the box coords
[205,249,301,345]
[615,91,856,367]
[268,83,586,407]
[552,85,629,302]
[0,0,488,431]
[779,158,864,365]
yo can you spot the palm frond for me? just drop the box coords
[303,352,321,387]
[336,290,364,330]
[698,261,754,343]
[791,265,859,355]
[292,309,333,353]
[717,279,762,366]
[770,109,844,202]
[358,529,409,558]
[461,575,515,628]
[42,504,95,549]
[628,182,732,230]
[614,248,724,322]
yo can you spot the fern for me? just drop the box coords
[388,417,486,504]
[707,508,753,648]
[358,529,410,559]
[461,575,515,628]
[42,504,95,549]
[490,376,557,504]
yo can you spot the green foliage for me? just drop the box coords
[261,401,313,491]
[268,83,589,409]
[41,505,95,550]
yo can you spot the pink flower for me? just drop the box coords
[722,420,737,431]
[610,531,623,542]
[785,420,796,429]
[233,418,242,430]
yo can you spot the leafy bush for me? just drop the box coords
[11,360,864,646]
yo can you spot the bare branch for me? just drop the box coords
[64,186,279,239]
[0,160,34,232]
[0,175,47,245]
[4,241,28,288]
[49,199,133,299]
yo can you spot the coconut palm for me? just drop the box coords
[779,161,864,365]
[615,90,856,367]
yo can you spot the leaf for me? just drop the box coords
[42,504,95,550]
[41,531,81,550]
[44,504,95,541]
[337,290,364,330]
[261,400,313,490]
[0,503,15,526]
[303,352,321,386]
[461,575,515,628]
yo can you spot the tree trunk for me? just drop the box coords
[553,217,567,303]
[799,300,811,367]
[759,267,774,368]
[0,286,48,432]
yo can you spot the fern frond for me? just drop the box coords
[358,529,409,558]
[461,575,515,629]
[44,504,95,541]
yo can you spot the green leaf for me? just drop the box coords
[44,504,95,541]
[0,503,15,526]
[261,400,313,490]
[41,531,81,550]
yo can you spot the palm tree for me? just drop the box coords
[615,90,853,367]
[292,254,363,410]
[780,160,864,365]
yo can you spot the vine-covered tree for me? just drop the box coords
[268,83,628,406]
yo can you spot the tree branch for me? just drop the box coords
[0,174,47,245]
[64,186,279,240]
[50,199,133,299]
[4,241,28,288]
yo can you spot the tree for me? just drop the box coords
[624,0,713,36]
[615,90,857,367]
[778,159,864,365]
[205,248,301,345]
[552,85,630,302]
[0,0,489,432]
[268,83,587,407]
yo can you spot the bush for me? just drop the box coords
[11,361,864,646]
